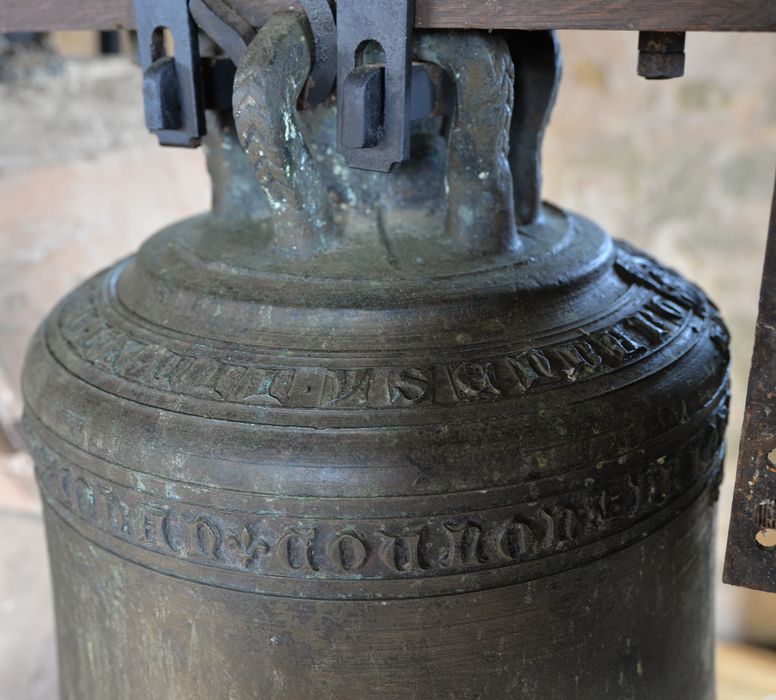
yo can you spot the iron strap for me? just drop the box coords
[723,172,776,593]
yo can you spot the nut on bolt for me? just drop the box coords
[638,31,686,80]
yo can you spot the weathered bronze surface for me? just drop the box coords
[23,14,730,699]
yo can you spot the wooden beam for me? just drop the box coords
[1,0,775,33]
[1,0,136,33]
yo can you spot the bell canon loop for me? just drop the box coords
[23,13,730,699]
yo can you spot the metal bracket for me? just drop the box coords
[337,0,415,172]
[723,173,776,593]
[135,0,206,147]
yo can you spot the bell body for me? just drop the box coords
[24,211,728,699]
[23,17,729,700]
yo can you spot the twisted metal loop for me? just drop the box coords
[232,12,337,259]
[415,31,517,254]
[233,14,519,257]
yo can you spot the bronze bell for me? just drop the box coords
[23,14,730,699]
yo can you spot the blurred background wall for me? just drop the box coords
[0,28,774,699]
[543,30,776,649]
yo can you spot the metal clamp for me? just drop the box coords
[135,0,206,147]
[136,0,444,169]
[336,0,415,172]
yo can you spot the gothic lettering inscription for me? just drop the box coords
[56,283,694,411]
[30,412,724,585]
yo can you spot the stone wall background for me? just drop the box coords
[0,29,774,698]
